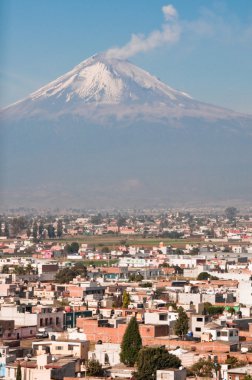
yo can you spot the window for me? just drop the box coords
[159,314,167,321]
[196,327,201,332]
[68,345,74,351]
[55,346,63,350]
[196,317,203,322]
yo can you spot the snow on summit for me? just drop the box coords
[2,53,247,123]
[11,53,192,106]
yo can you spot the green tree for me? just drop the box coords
[25,263,33,275]
[197,272,210,280]
[129,273,144,282]
[120,316,142,366]
[153,287,166,299]
[16,362,22,380]
[174,307,189,338]
[122,290,131,308]
[117,215,127,227]
[70,242,79,253]
[74,262,88,276]
[225,356,246,368]
[39,222,44,236]
[91,214,103,225]
[228,307,236,315]
[141,282,152,288]
[190,358,216,377]
[14,266,26,275]
[32,222,38,240]
[86,359,103,376]
[225,207,238,221]
[4,223,10,238]
[12,217,28,236]
[244,375,252,380]
[55,264,87,283]
[101,246,110,253]
[57,220,63,238]
[47,224,55,238]
[203,303,224,316]
[2,264,9,274]
[112,293,123,308]
[135,346,181,380]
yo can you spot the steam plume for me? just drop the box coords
[106,4,180,59]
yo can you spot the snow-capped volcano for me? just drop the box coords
[8,53,192,106]
[1,54,252,209]
[2,53,244,123]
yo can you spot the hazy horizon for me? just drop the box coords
[1,1,252,210]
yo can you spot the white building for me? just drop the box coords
[201,323,239,344]
[238,280,252,306]
[89,343,120,366]
[144,311,178,326]
[0,304,64,330]
[191,314,211,338]
[156,368,187,380]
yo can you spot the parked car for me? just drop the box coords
[36,331,49,338]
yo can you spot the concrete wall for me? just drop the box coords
[89,343,121,366]
[77,318,169,345]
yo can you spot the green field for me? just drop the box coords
[44,235,203,249]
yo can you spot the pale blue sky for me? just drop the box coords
[1,0,252,113]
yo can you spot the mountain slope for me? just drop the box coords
[2,54,250,125]
[1,54,252,209]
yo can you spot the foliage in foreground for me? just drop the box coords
[55,262,87,283]
[86,359,103,376]
[203,302,225,315]
[225,356,247,368]
[190,358,218,378]
[135,346,181,380]
[120,316,142,366]
[174,306,189,338]
[122,290,131,308]
[197,272,219,281]
[16,363,22,380]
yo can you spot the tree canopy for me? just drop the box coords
[135,346,181,380]
[86,359,103,376]
[197,272,219,281]
[190,358,217,377]
[56,220,63,238]
[120,316,142,366]
[225,207,238,221]
[174,307,189,338]
[55,263,87,283]
[64,242,80,254]
[122,290,131,308]
[225,356,247,368]
[244,375,252,380]
[16,363,22,380]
